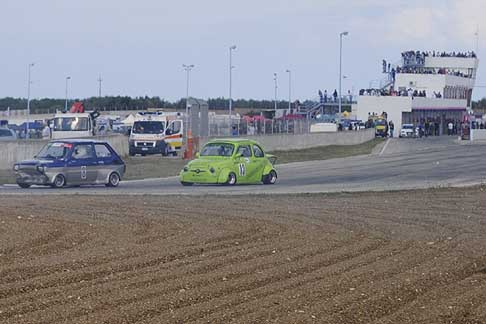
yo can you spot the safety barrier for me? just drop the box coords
[470,129,486,142]
[0,130,375,169]
[200,129,375,152]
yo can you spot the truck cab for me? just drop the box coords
[51,113,95,139]
[128,112,183,156]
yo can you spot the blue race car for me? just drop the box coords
[13,139,126,188]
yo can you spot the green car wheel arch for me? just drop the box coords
[217,168,234,184]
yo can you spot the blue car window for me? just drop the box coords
[95,144,112,158]
[72,144,95,159]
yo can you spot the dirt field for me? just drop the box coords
[1,188,486,323]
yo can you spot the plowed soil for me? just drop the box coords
[1,188,486,323]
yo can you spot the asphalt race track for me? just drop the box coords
[2,137,486,195]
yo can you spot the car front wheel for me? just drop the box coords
[106,172,120,187]
[263,170,277,185]
[226,172,237,186]
[17,183,31,189]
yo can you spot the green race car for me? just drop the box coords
[180,139,277,186]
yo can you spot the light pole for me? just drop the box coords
[229,45,236,117]
[65,76,71,111]
[182,64,194,142]
[97,75,102,98]
[273,73,278,113]
[339,31,349,123]
[26,63,34,139]
[286,69,292,114]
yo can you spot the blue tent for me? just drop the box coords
[18,121,44,130]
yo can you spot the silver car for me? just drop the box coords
[14,139,126,188]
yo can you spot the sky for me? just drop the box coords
[1,0,485,102]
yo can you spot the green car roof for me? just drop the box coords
[206,138,260,145]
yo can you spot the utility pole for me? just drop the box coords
[229,45,237,117]
[26,63,34,139]
[97,75,102,98]
[286,69,292,114]
[182,64,195,142]
[475,25,480,54]
[65,76,71,111]
[339,31,349,124]
[274,73,278,113]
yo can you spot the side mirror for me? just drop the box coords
[195,152,200,158]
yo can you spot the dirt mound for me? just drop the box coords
[1,188,486,323]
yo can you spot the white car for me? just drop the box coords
[399,124,415,138]
[0,128,17,141]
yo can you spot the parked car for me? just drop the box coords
[399,124,415,138]
[13,139,125,188]
[0,128,17,141]
[180,139,277,186]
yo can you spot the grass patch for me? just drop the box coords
[123,156,187,180]
[0,170,14,186]
[270,138,384,164]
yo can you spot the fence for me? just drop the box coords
[207,118,311,137]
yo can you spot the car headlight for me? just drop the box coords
[183,166,189,172]
[210,167,215,174]
[36,165,46,173]
[14,164,19,171]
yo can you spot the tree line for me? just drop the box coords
[0,96,297,114]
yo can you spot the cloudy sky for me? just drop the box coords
[1,0,484,101]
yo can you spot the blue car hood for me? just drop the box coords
[18,159,63,167]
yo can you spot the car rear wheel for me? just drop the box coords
[52,175,66,188]
[181,181,193,186]
[263,170,277,185]
[226,172,237,186]
[106,172,120,187]
[17,183,31,189]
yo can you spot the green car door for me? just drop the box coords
[234,144,262,183]
[250,144,267,181]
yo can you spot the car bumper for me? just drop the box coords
[400,132,414,137]
[129,140,167,154]
[15,172,52,185]
[130,147,164,154]
[180,170,220,184]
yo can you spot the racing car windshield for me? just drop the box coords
[200,143,235,157]
[37,142,71,159]
[53,117,89,131]
[132,121,165,134]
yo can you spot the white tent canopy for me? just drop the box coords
[120,114,136,126]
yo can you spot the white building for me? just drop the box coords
[353,51,479,135]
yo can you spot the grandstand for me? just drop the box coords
[353,51,479,136]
